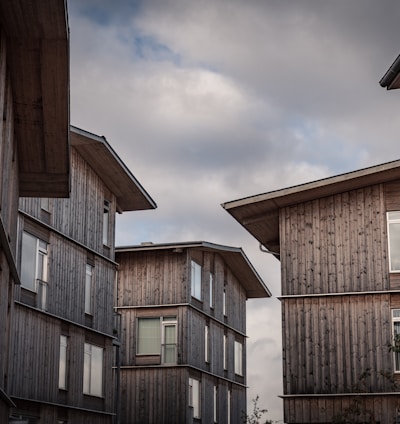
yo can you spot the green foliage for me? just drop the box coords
[242,395,273,424]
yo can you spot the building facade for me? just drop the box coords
[115,241,270,424]
[0,1,70,421]
[223,161,400,423]
[10,127,156,423]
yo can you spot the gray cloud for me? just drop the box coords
[68,1,400,420]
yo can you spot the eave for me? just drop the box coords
[0,0,70,197]
[222,159,400,259]
[116,241,271,298]
[71,126,157,212]
[380,53,400,90]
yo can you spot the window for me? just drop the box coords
[188,377,201,419]
[162,317,177,364]
[388,212,400,272]
[59,335,68,389]
[227,388,231,424]
[191,260,202,300]
[21,231,48,310]
[83,343,103,397]
[210,273,214,308]
[392,309,400,372]
[213,385,218,423]
[234,340,243,375]
[205,325,209,363]
[137,317,177,364]
[223,334,228,370]
[85,264,94,315]
[103,200,110,246]
[223,287,227,316]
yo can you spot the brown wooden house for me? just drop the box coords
[11,127,156,423]
[115,241,270,424]
[0,1,70,421]
[223,160,400,423]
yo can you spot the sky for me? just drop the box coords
[67,1,400,421]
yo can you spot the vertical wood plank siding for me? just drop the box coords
[117,247,248,423]
[280,185,387,296]
[279,182,400,422]
[20,148,117,259]
[0,27,18,419]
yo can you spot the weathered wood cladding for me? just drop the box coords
[280,185,387,296]
[117,245,249,422]
[116,248,247,332]
[282,294,392,396]
[20,147,117,259]
[10,304,114,414]
[0,27,18,419]
[284,395,400,423]
[15,215,116,334]
[119,366,244,424]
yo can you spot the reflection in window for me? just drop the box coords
[191,260,202,300]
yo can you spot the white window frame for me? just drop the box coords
[161,317,177,364]
[137,316,177,364]
[205,325,209,363]
[234,340,243,376]
[223,334,228,370]
[392,309,400,372]
[210,272,214,308]
[213,385,218,423]
[83,343,103,397]
[85,264,94,315]
[387,212,400,272]
[21,232,48,310]
[58,335,68,390]
[191,260,202,300]
[223,287,227,316]
[227,388,231,424]
[188,377,201,419]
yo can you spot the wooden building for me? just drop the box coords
[115,241,270,424]
[223,161,400,423]
[0,1,70,421]
[11,127,156,423]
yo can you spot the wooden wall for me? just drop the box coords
[20,147,117,259]
[280,185,387,296]
[0,26,19,420]
[9,304,114,415]
[279,181,400,422]
[117,247,248,422]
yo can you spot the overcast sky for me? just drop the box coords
[68,1,400,420]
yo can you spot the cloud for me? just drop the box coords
[68,1,400,420]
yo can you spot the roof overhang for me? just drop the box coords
[380,53,400,90]
[71,126,157,212]
[222,159,400,259]
[0,0,70,197]
[116,241,271,298]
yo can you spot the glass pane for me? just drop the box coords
[59,336,67,389]
[91,345,103,397]
[191,261,202,300]
[235,341,242,375]
[21,232,37,290]
[85,265,93,314]
[393,309,400,319]
[388,211,400,221]
[138,318,160,354]
[83,344,91,394]
[103,200,110,245]
[389,222,400,271]
[210,273,214,308]
[192,378,200,418]
[163,324,176,363]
